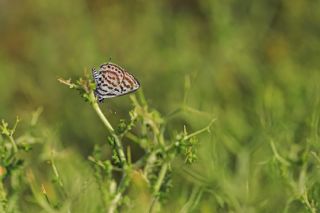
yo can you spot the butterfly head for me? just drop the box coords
[99,63,109,71]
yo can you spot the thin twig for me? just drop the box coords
[184,117,216,141]
[269,140,290,166]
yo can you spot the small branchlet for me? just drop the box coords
[0,117,20,153]
[0,117,22,182]
[58,76,96,104]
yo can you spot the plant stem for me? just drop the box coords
[112,138,127,167]
[91,94,115,132]
[8,135,18,153]
[184,117,216,141]
[50,157,68,198]
[108,192,122,213]
[107,167,131,213]
[270,140,290,166]
[90,92,130,212]
[143,152,157,177]
[90,92,127,166]
[154,163,168,195]
[149,163,169,212]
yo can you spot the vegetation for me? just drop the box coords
[1,0,320,212]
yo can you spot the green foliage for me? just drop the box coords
[1,0,320,212]
[57,73,213,212]
[0,113,43,212]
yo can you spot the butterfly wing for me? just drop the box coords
[94,63,124,100]
[120,70,140,94]
[93,62,140,102]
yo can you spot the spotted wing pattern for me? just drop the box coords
[92,62,140,102]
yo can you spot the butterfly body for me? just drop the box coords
[92,62,140,102]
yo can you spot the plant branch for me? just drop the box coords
[184,118,216,141]
[8,135,18,153]
[89,92,127,167]
[108,192,122,213]
[90,93,115,132]
[154,163,168,194]
[1,119,19,153]
[89,91,130,212]
[270,140,290,166]
[107,168,131,213]
[149,162,169,213]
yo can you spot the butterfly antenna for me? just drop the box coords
[108,57,112,63]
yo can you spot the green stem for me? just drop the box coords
[91,94,114,132]
[50,157,68,198]
[270,140,290,166]
[90,92,131,212]
[184,118,216,141]
[9,135,18,153]
[153,163,168,195]
[143,152,157,177]
[90,92,127,166]
[125,132,140,144]
[149,163,169,213]
[112,137,127,167]
[108,167,131,213]
[108,192,122,213]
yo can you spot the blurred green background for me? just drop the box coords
[1,0,320,212]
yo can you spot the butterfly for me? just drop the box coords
[92,62,140,102]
